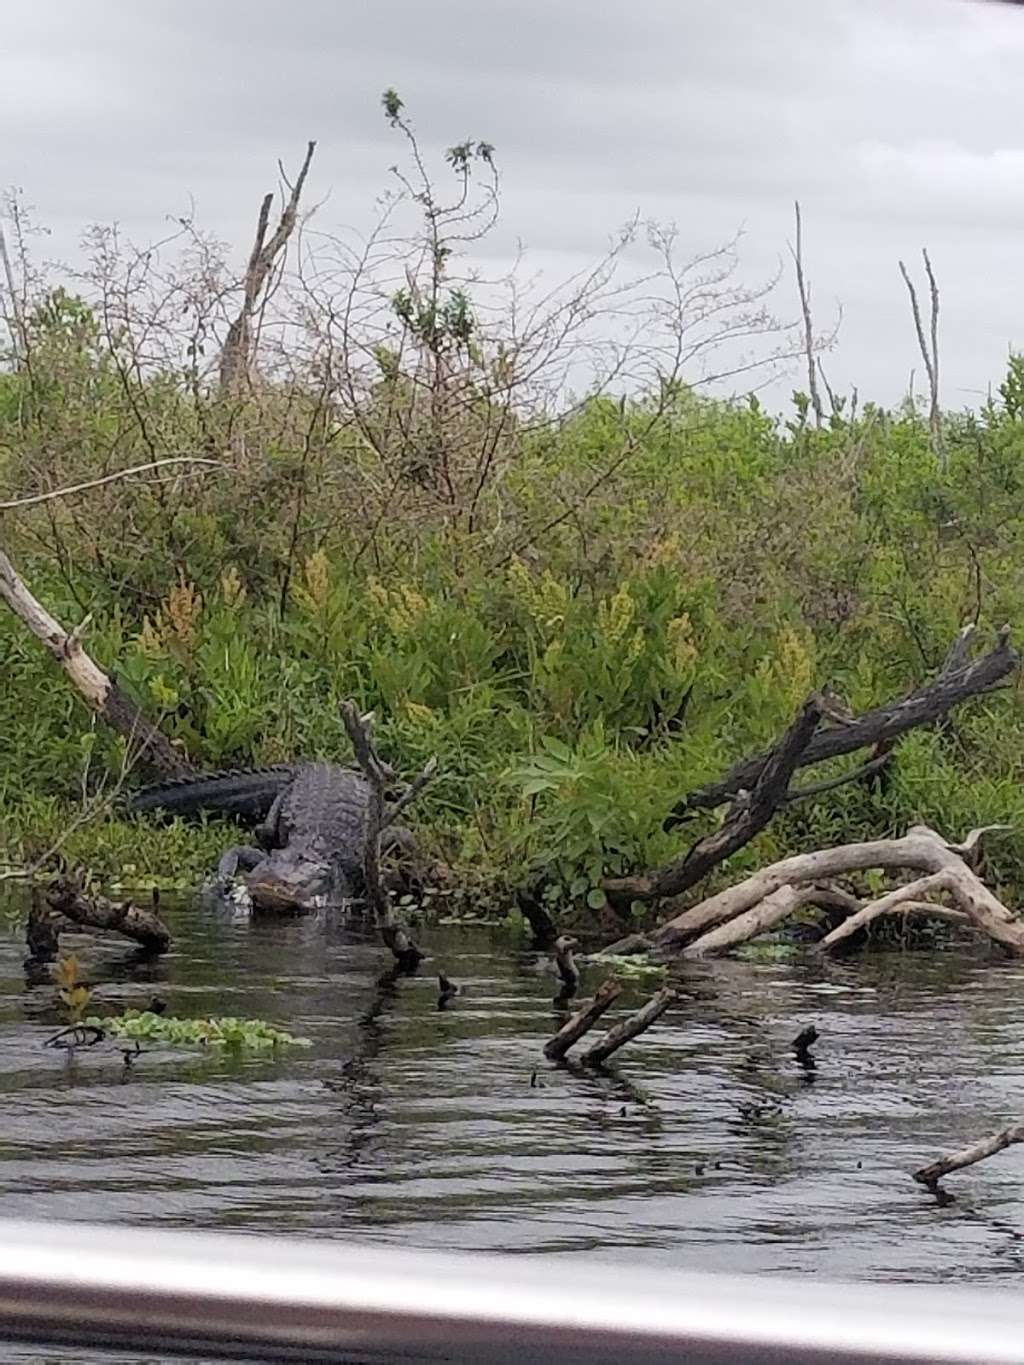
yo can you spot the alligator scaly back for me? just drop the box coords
[128,766,300,823]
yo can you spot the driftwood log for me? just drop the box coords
[676,883,859,959]
[0,547,191,778]
[913,1123,1024,1188]
[634,826,1024,959]
[607,625,1017,906]
[27,879,172,961]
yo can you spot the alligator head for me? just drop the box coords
[245,850,354,912]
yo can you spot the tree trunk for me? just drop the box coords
[681,884,858,959]
[219,142,316,398]
[608,696,823,909]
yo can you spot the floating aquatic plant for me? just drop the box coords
[84,1010,311,1051]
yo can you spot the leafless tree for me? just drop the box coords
[790,201,823,427]
[899,248,943,469]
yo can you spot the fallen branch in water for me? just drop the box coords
[913,1122,1024,1188]
[680,883,858,959]
[817,872,954,950]
[580,987,680,1067]
[543,978,622,1062]
[27,878,172,961]
[340,701,435,970]
[634,825,1023,960]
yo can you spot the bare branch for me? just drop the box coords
[340,699,428,970]
[543,977,623,1062]
[580,987,680,1066]
[0,546,192,776]
[663,627,1017,827]
[899,250,943,469]
[914,1123,1024,1188]
[0,219,26,363]
[790,201,823,427]
[648,825,1024,958]
[0,458,225,512]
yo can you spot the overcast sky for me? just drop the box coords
[4,0,1024,410]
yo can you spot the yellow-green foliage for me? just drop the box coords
[5,305,1024,907]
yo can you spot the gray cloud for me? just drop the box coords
[3,0,1024,407]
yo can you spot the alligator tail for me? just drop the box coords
[128,766,298,822]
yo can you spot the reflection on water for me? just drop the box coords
[1,888,1024,1359]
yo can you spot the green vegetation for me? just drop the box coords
[4,99,1024,916]
[87,1010,311,1051]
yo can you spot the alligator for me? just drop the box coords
[129,763,414,911]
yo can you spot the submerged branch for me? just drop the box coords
[580,987,680,1066]
[914,1123,1024,1188]
[543,977,622,1062]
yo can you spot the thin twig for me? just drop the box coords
[382,757,438,830]
[0,458,225,512]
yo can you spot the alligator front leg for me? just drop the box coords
[255,789,286,850]
[217,845,266,882]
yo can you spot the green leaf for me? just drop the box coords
[586,887,608,910]
[540,736,572,762]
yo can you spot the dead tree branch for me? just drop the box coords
[219,141,316,396]
[818,871,954,951]
[0,546,192,777]
[382,757,439,831]
[663,626,1015,829]
[0,458,225,512]
[682,884,859,960]
[914,1123,1024,1188]
[543,977,623,1062]
[647,825,1023,958]
[0,220,26,364]
[580,987,680,1066]
[340,700,433,970]
[791,201,823,428]
[607,696,823,906]
[27,878,172,961]
[899,249,943,469]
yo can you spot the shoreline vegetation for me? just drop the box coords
[3,95,1024,941]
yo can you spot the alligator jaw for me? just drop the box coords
[246,876,328,913]
[245,856,350,913]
